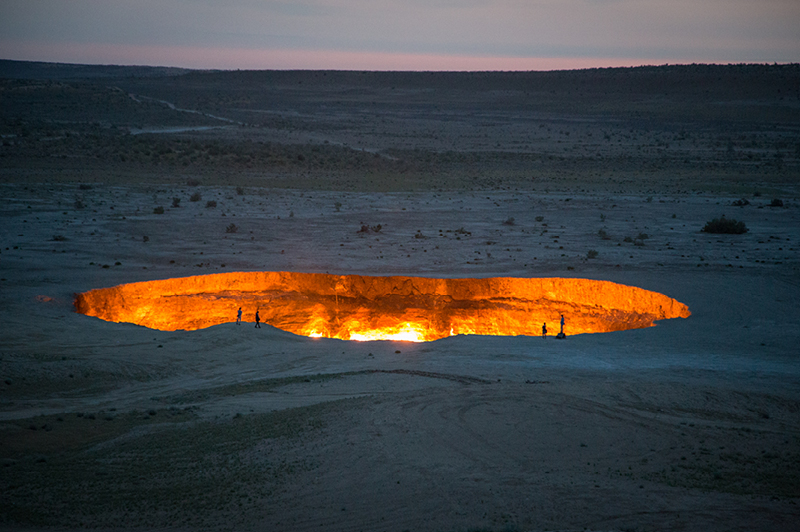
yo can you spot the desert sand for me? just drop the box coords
[1,62,799,531]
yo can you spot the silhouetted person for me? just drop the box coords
[556,314,567,339]
[237,307,242,325]
[542,323,547,338]
[255,309,261,328]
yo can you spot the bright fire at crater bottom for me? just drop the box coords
[74,272,690,342]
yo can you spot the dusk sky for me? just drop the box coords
[1,0,798,71]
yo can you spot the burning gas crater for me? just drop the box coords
[74,272,690,342]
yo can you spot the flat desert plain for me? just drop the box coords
[1,62,799,531]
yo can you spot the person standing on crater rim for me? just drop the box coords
[237,307,242,325]
[556,314,567,339]
[255,309,261,328]
[542,322,547,338]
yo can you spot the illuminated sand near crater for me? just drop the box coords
[74,272,690,341]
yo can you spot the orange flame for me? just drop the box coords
[74,272,690,341]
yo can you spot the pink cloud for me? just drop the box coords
[1,41,682,71]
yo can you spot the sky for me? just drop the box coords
[1,0,798,71]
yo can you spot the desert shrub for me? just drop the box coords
[732,198,750,207]
[190,192,202,202]
[205,200,217,208]
[52,235,67,241]
[636,232,649,240]
[623,236,633,243]
[358,224,382,233]
[153,206,165,214]
[74,199,85,210]
[535,216,544,222]
[701,216,748,234]
[225,223,239,234]
[770,198,784,207]
[172,197,181,208]
[646,196,653,203]
[187,178,200,187]
[598,228,610,240]
[236,186,245,195]
[587,250,599,259]
[142,235,149,242]
[502,217,515,226]
[79,184,92,190]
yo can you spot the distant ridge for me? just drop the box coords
[1,59,798,83]
[0,59,192,80]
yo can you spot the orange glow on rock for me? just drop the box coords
[74,272,690,341]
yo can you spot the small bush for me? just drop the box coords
[236,186,245,195]
[701,216,747,234]
[79,184,93,190]
[535,216,544,222]
[769,198,784,207]
[358,224,382,233]
[52,235,67,241]
[153,206,165,214]
[74,199,85,210]
[502,217,515,226]
[187,178,200,187]
[598,228,610,240]
[190,192,202,202]
[205,200,217,208]
[636,232,649,240]
[623,236,633,243]
[732,198,750,207]
[226,223,239,234]
[587,250,599,259]
[172,197,181,208]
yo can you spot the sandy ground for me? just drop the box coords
[1,181,799,531]
[1,62,799,531]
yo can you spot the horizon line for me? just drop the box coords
[3,42,794,73]
[4,56,796,74]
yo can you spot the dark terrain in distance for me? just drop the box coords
[1,60,798,194]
